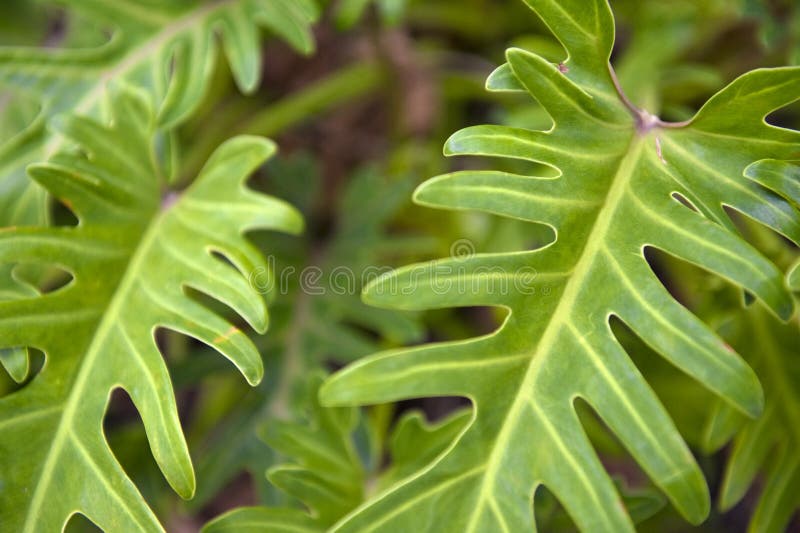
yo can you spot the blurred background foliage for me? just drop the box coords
[0,0,798,531]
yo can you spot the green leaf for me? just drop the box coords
[745,160,800,214]
[204,507,322,533]
[205,387,471,532]
[704,304,800,533]
[262,374,364,526]
[203,374,362,532]
[378,409,471,490]
[0,265,37,382]
[321,0,800,530]
[0,0,318,226]
[789,259,800,291]
[535,477,667,531]
[190,166,426,509]
[745,160,800,292]
[0,87,302,532]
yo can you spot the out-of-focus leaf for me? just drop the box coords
[704,303,800,533]
[0,0,318,226]
[205,386,473,532]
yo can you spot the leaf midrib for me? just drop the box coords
[23,206,168,532]
[464,132,644,532]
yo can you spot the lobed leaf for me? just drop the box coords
[189,166,426,508]
[321,0,800,531]
[0,88,302,531]
[204,387,471,533]
[0,0,319,226]
[703,304,800,533]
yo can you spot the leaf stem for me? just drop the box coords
[179,62,386,182]
[608,64,692,132]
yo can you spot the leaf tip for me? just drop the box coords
[413,174,457,212]
[443,129,469,157]
[411,177,437,205]
[485,63,524,92]
[773,294,795,323]
[788,261,800,291]
[318,376,343,406]
[284,205,305,236]
[742,379,765,420]
[177,471,197,501]
[245,363,264,387]
[253,308,269,336]
[361,270,398,309]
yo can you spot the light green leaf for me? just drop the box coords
[321,0,800,530]
[0,87,302,532]
[204,385,471,532]
[261,374,364,526]
[745,160,800,213]
[203,374,362,532]
[790,259,800,291]
[704,304,800,533]
[204,507,322,533]
[0,0,318,226]
[378,409,471,489]
[0,265,38,382]
[745,160,800,292]
[190,166,426,509]
[535,477,667,531]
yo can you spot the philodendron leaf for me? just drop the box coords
[790,260,800,290]
[378,409,471,490]
[204,374,362,533]
[189,166,425,509]
[535,477,666,531]
[261,374,365,527]
[745,160,800,212]
[703,304,800,533]
[204,389,471,533]
[321,0,800,531]
[0,0,318,226]
[0,265,36,382]
[0,88,302,532]
[745,160,800,291]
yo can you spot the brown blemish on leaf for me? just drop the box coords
[557,62,569,73]
[213,326,239,344]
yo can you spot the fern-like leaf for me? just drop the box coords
[0,0,318,226]
[700,167,800,533]
[0,88,302,531]
[321,0,800,530]
[189,165,425,508]
[204,382,471,533]
[203,374,361,533]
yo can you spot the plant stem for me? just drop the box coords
[242,62,386,137]
[180,62,386,181]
